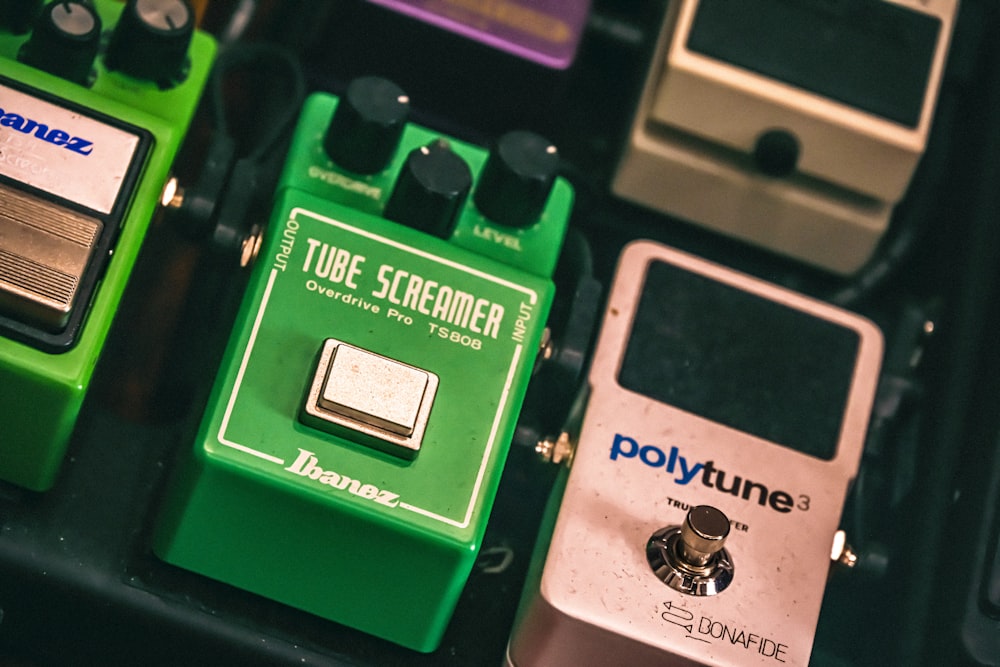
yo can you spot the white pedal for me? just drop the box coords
[612,0,959,274]
[507,240,883,666]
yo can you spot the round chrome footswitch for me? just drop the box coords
[646,505,735,596]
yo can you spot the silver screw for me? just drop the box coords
[539,327,555,361]
[161,176,185,209]
[240,224,263,268]
[536,431,574,466]
[836,544,859,568]
[830,530,858,568]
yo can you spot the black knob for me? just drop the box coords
[0,0,44,34]
[324,76,410,175]
[384,140,472,239]
[753,129,800,177]
[473,130,559,228]
[104,0,194,85]
[17,1,101,85]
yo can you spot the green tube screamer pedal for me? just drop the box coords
[153,77,574,652]
[0,0,216,490]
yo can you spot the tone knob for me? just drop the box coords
[473,130,559,228]
[324,76,410,175]
[17,1,101,85]
[0,0,44,35]
[104,0,194,85]
[384,140,472,239]
[646,505,735,596]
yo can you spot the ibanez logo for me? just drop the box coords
[1,106,95,155]
[285,449,401,508]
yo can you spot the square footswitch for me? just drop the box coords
[154,79,574,652]
[301,338,438,457]
[0,0,216,490]
[507,241,883,666]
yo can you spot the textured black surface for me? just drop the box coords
[619,260,859,460]
[688,0,941,127]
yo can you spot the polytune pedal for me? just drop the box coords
[507,240,883,666]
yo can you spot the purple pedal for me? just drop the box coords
[368,0,591,69]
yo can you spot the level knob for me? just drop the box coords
[384,140,472,239]
[324,76,410,175]
[104,0,195,85]
[17,1,101,85]
[473,130,560,228]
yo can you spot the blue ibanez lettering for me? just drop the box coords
[0,106,94,155]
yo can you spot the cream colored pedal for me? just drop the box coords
[612,0,959,274]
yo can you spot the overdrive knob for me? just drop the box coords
[384,140,472,239]
[646,505,735,596]
[17,1,101,85]
[473,130,559,228]
[324,76,410,175]
[104,0,194,85]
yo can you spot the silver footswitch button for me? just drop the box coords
[646,505,735,596]
[0,185,102,331]
[300,338,438,458]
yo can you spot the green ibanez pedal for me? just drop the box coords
[0,0,216,490]
[153,77,574,651]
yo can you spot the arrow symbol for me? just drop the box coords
[662,600,694,620]
[661,600,694,631]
